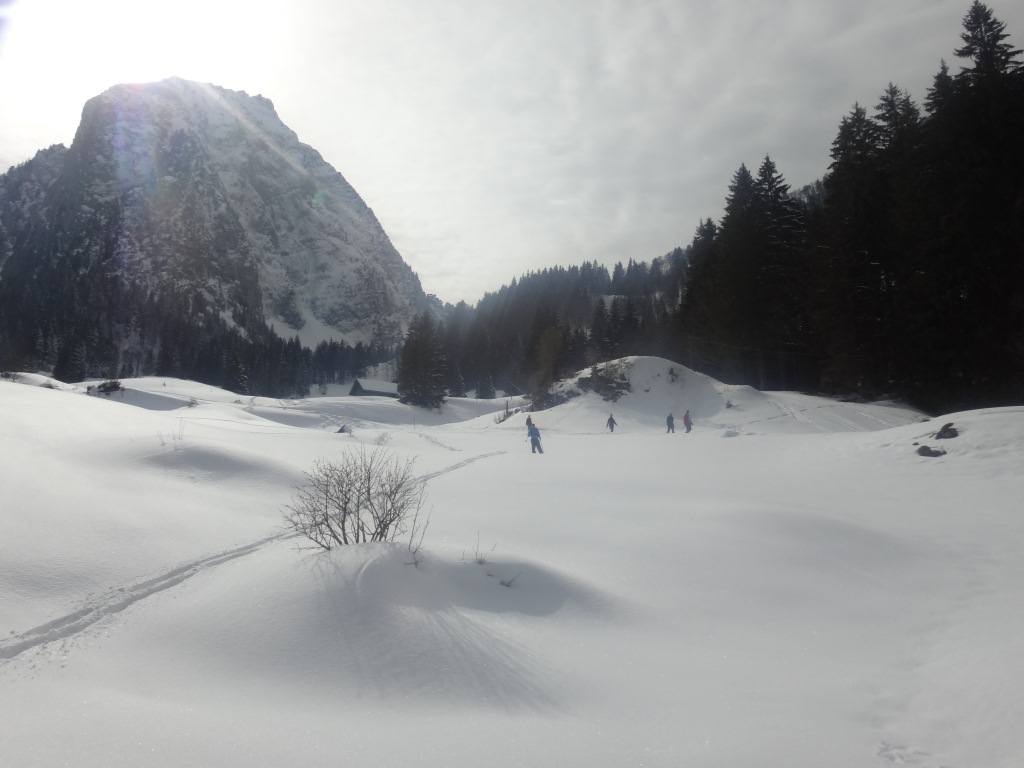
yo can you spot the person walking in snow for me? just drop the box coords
[525,414,534,430]
[666,413,675,433]
[682,410,692,433]
[606,414,617,433]
[528,423,543,454]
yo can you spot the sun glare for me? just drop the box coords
[18,1,274,86]
[0,0,283,166]
[7,2,274,104]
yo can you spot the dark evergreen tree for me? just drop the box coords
[819,103,888,392]
[924,60,955,114]
[530,325,565,409]
[752,155,811,389]
[954,1,1022,82]
[618,297,640,354]
[697,163,763,383]
[606,298,624,355]
[676,218,720,373]
[53,341,87,383]
[476,369,496,399]
[223,350,249,395]
[448,360,468,397]
[397,313,447,408]
[908,1,1024,407]
[610,261,626,293]
[588,298,612,362]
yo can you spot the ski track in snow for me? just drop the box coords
[418,451,505,482]
[417,433,460,451]
[877,741,942,767]
[0,452,505,663]
[0,534,290,663]
[709,398,915,434]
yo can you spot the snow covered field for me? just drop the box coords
[1,357,1022,767]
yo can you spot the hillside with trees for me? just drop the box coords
[429,1,1023,414]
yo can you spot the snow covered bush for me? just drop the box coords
[577,362,632,402]
[96,379,123,395]
[283,447,426,550]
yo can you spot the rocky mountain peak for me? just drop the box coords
[2,77,428,350]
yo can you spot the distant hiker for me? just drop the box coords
[683,410,692,433]
[528,424,543,454]
[666,413,675,433]
[525,414,534,430]
[606,414,617,433]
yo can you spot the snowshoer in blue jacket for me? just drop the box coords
[528,424,543,454]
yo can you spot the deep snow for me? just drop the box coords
[1,358,1022,767]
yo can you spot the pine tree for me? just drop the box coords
[476,369,496,399]
[223,350,249,395]
[954,1,1023,82]
[820,103,889,393]
[448,360,468,398]
[588,299,611,362]
[676,218,722,374]
[909,2,1024,407]
[924,60,955,115]
[531,326,565,409]
[397,313,447,408]
[607,298,624,355]
[752,156,808,389]
[710,163,768,384]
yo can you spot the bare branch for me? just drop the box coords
[282,447,429,550]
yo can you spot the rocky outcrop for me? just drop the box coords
[0,78,428,366]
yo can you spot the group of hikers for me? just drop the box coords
[664,411,692,433]
[607,411,690,433]
[525,410,693,454]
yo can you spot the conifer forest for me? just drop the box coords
[405,3,1023,414]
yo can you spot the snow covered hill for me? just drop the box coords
[1,358,1022,768]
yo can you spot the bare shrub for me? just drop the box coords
[464,533,496,564]
[493,400,519,424]
[284,447,426,550]
[405,503,431,567]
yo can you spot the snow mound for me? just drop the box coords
[83,541,617,710]
[535,357,926,435]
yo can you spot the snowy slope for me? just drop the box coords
[1,358,1022,768]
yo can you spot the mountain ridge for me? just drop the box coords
[0,77,430,387]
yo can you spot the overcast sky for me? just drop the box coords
[1,0,1022,304]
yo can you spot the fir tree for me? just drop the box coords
[954,1,1023,82]
[397,313,447,408]
[476,369,496,399]
[588,299,611,362]
[448,360,468,398]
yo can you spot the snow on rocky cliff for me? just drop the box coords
[11,77,429,346]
